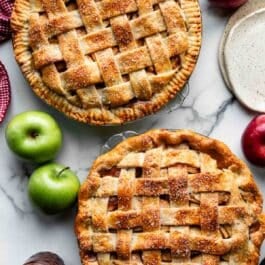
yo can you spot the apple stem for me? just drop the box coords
[30,131,39,138]
[57,167,70,178]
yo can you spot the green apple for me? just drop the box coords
[5,111,62,163]
[28,163,80,214]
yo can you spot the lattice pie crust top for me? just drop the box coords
[11,0,201,125]
[75,129,265,265]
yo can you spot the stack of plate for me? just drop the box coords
[219,0,265,112]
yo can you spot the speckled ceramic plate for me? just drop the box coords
[223,8,265,112]
[219,0,265,92]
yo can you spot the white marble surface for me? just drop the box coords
[0,0,264,264]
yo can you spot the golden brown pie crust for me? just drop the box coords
[75,129,265,264]
[11,0,201,125]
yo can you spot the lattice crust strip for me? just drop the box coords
[75,130,265,265]
[12,0,201,124]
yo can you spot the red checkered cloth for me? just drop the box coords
[0,61,11,122]
[0,0,13,42]
[0,0,13,122]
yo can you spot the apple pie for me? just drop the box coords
[11,0,201,125]
[75,129,265,264]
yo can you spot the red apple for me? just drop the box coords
[242,114,265,167]
[209,0,248,9]
[23,252,64,265]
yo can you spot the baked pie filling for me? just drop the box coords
[11,0,201,124]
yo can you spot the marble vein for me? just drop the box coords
[0,184,33,216]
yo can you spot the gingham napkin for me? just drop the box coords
[0,0,13,122]
[0,62,11,122]
[0,0,13,42]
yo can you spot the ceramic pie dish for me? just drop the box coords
[75,129,265,265]
[11,0,201,125]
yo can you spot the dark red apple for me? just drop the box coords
[209,0,248,9]
[23,252,65,265]
[242,114,265,167]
